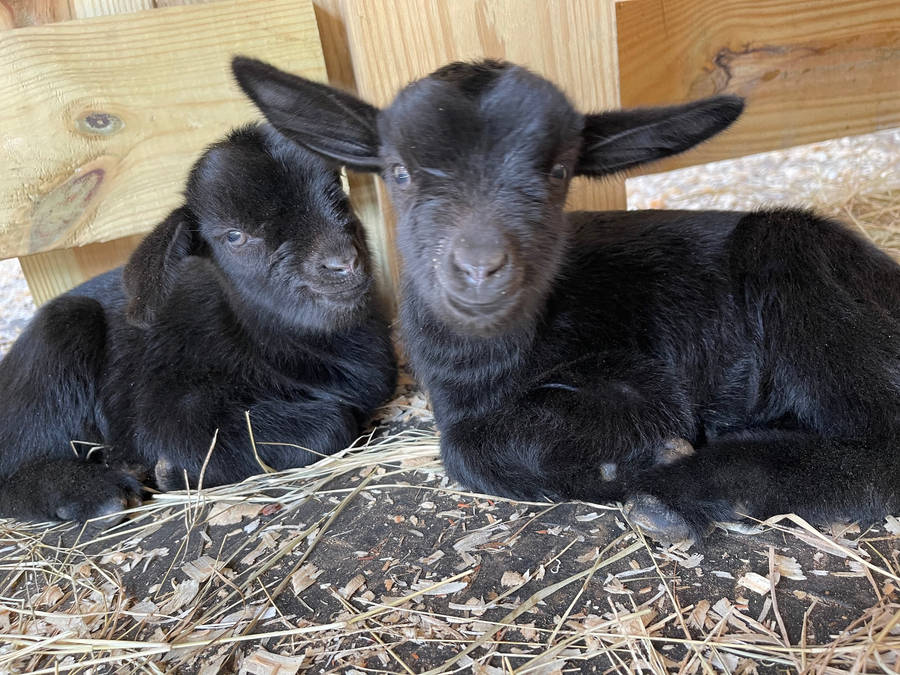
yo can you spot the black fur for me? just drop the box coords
[234,57,900,540]
[0,124,396,523]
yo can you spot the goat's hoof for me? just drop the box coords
[154,457,188,492]
[624,493,693,543]
[52,467,144,527]
[655,438,695,466]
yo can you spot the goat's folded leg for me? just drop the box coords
[0,295,137,524]
[146,397,359,490]
[627,429,900,542]
[438,372,696,504]
[0,458,144,525]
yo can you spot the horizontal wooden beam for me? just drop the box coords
[0,0,326,259]
[617,0,900,173]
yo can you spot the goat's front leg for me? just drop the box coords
[438,357,696,502]
[145,396,359,491]
[626,428,900,542]
[0,458,144,524]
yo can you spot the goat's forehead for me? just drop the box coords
[380,68,582,165]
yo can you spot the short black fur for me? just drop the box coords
[233,57,899,541]
[0,124,396,523]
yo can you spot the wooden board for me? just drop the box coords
[617,0,900,172]
[3,0,226,304]
[19,234,145,302]
[0,0,327,261]
[338,0,626,293]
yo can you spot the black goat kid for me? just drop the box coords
[234,57,900,541]
[0,124,396,523]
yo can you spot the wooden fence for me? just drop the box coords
[1,0,898,305]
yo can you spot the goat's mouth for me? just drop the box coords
[440,288,521,335]
[313,280,370,304]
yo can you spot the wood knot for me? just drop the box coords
[30,168,105,252]
[75,111,124,136]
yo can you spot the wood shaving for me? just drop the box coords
[738,571,775,595]
[290,563,323,595]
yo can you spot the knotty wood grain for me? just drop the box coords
[1,0,326,265]
[617,0,900,173]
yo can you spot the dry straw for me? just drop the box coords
[1,424,897,673]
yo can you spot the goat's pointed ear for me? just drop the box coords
[231,56,382,172]
[123,207,198,328]
[575,95,744,177]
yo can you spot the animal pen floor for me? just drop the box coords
[0,130,898,674]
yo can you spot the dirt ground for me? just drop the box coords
[0,130,898,673]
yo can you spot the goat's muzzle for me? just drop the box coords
[437,230,522,331]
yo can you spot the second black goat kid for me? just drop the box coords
[0,124,396,523]
[234,57,900,542]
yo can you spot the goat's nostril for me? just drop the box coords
[322,251,359,275]
[453,248,508,286]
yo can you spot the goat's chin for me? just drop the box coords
[314,294,369,331]
[435,291,528,338]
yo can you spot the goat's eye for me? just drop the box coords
[225,230,247,246]
[550,163,568,181]
[391,164,411,186]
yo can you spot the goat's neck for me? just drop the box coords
[223,289,336,360]
[399,278,533,419]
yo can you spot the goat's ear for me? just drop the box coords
[575,95,744,177]
[123,207,198,328]
[231,56,382,172]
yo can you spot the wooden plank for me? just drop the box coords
[339,0,625,295]
[73,0,213,18]
[617,0,900,173]
[5,0,224,304]
[0,1,72,29]
[19,234,144,302]
[0,0,327,261]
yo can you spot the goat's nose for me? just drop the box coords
[452,243,508,286]
[321,250,359,276]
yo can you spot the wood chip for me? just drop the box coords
[410,578,468,595]
[772,553,806,580]
[420,550,445,565]
[238,648,305,675]
[129,600,159,618]
[160,578,200,614]
[339,574,367,599]
[208,502,263,526]
[182,555,225,583]
[576,547,598,564]
[501,570,527,587]
[453,530,492,553]
[680,553,704,568]
[30,585,63,608]
[290,563,323,595]
[738,571,774,595]
[885,515,900,535]
[688,599,710,629]
[575,512,602,522]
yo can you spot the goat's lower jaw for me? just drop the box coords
[438,292,522,338]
